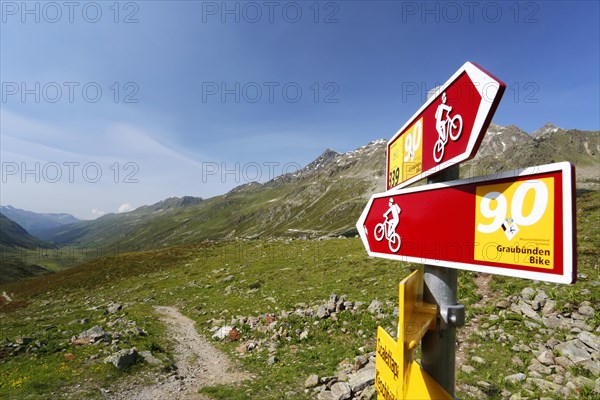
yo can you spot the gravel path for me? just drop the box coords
[109,306,251,400]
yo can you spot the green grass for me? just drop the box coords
[0,191,598,399]
[0,239,406,398]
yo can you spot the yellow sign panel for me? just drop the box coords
[474,177,555,269]
[388,118,423,189]
[376,327,401,400]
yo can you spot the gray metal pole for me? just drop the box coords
[419,87,465,397]
[423,83,459,396]
[421,165,462,397]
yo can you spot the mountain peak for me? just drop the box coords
[142,196,203,212]
[532,122,562,137]
[304,148,340,172]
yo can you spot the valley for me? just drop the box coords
[0,123,598,399]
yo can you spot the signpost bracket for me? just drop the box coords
[440,303,465,328]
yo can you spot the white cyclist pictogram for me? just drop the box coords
[433,92,463,163]
[374,198,402,253]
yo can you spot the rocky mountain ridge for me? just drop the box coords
[7,123,600,262]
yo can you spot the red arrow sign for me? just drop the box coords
[387,62,505,190]
[358,162,576,284]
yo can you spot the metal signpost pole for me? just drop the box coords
[420,85,464,397]
[421,165,464,397]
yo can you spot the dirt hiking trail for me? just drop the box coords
[109,306,251,400]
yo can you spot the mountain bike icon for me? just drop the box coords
[374,215,402,253]
[433,92,463,163]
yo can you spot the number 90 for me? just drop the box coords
[477,180,549,233]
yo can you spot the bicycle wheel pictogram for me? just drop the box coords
[449,114,463,141]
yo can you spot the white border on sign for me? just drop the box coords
[387,61,504,190]
[358,162,576,284]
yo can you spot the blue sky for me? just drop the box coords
[1,0,599,219]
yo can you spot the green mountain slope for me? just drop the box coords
[0,213,51,249]
[40,124,599,253]
[0,206,80,237]
[462,125,600,187]
[40,141,386,251]
[0,213,53,284]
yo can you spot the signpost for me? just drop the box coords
[357,162,577,284]
[359,62,577,399]
[376,269,452,400]
[387,62,505,190]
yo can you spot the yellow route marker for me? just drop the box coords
[376,269,453,400]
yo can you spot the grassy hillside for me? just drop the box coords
[40,141,386,251]
[463,128,600,187]
[0,214,50,250]
[0,206,80,237]
[0,214,54,284]
[0,190,597,399]
[36,127,599,258]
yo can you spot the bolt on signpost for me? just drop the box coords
[357,62,577,399]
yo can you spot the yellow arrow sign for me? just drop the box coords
[376,269,453,400]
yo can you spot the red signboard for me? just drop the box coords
[387,62,506,190]
[357,162,576,284]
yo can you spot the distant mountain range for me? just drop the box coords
[28,123,599,254]
[0,206,80,237]
[1,122,598,283]
[465,123,599,186]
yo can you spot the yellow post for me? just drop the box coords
[375,269,453,400]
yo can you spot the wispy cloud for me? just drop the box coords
[117,203,133,213]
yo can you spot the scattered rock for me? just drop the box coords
[542,315,563,329]
[317,305,330,319]
[78,325,107,342]
[107,304,122,314]
[330,382,351,400]
[139,350,161,365]
[228,327,241,341]
[527,377,562,394]
[521,287,535,301]
[348,366,375,392]
[555,356,574,368]
[471,356,485,365]
[517,301,543,322]
[105,348,138,370]
[71,337,91,346]
[495,299,509,309]
[541,299,556,315]
[555,339,593,364]
[267,355,278,365]
[212,326,233,341]
[221,275,235,283]
[537,350,555,366]
[305,373,320,388]
[578,304,595,317]
[461,365,476,374]
[15,337,32,345]
[577,331,599,351]
[367,300,383,314]
[504,373,526,384]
